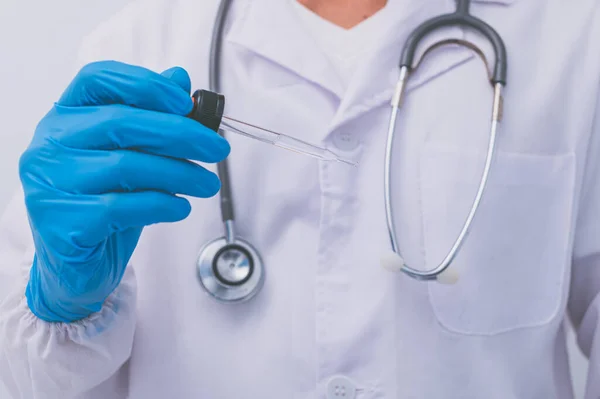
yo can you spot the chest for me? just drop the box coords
[121,2,599,396]
[131,0,598,316]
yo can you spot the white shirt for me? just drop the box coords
[289,1,395,91]
[0,0,599,398]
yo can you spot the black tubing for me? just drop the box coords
[209,0,235,222]
[456,0,470,16]
[399,9,507,85]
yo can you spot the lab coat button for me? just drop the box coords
[326,375,357,399]
[332,131,359,151]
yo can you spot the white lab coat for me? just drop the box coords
[0,0,599,397]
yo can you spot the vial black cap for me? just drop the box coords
[189,89,225,132]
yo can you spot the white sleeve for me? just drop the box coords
[0,2,150,397]
[568,78,600,397]
[0,191,137,399]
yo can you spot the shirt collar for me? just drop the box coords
[227,0,345,97]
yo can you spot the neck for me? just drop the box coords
[297,0,388,29]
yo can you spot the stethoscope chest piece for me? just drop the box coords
[197,237,265,303]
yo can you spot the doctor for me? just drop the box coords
[1,0,599,397]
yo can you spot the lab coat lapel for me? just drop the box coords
[329,0,475,131]
[225,0,509,133]
[226,0,345,97]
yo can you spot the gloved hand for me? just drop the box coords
[19,61,230,323]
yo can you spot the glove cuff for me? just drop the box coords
[25,256,103,323]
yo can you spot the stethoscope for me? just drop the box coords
[196,0,507,302]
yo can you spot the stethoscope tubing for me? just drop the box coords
[385,0,507,281]
[399,5,507,84]
[197,0,266,304]
[210,0,236,228]
[201,0,508,295]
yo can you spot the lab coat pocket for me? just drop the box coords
[420,143,576,336]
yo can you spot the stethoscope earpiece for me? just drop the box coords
[380,251,460,285]
[380,251,405,272]
[435,268,460,285]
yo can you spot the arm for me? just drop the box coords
[568,79,600,397]
[0,2,226,395]
[0,188,138,398]
[1,3,144,398]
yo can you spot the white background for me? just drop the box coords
[0,1,590,398]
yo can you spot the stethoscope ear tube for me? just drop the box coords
[385,0,507,283]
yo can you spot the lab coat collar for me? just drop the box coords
[227,0,515,133]
[227,0,346,97]
[226,0,442,101]
[329,0,472,131]
[328,0,517,131]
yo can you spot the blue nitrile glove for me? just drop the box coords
[19,61,230,323]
